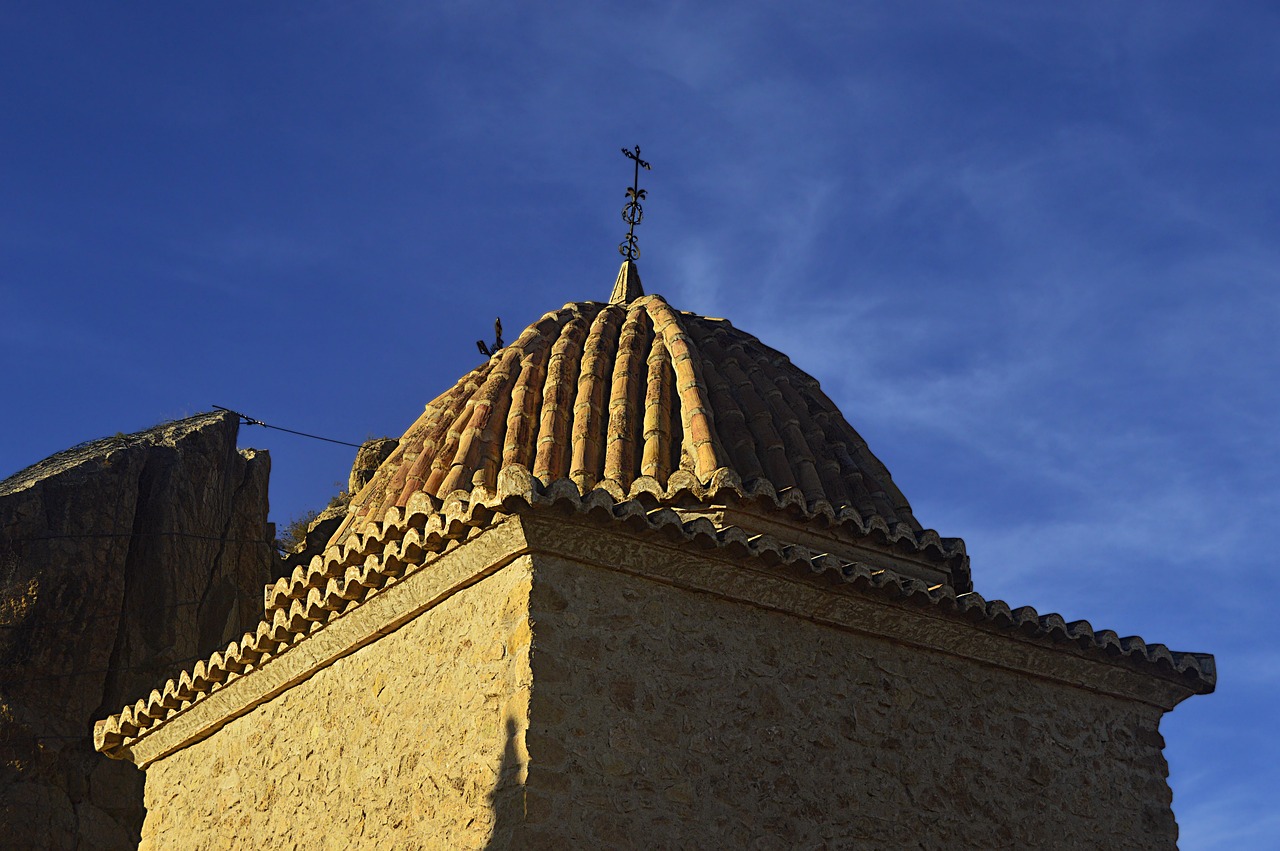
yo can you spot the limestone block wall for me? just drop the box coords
[520,554,1180,850]
[114,514,1200,850]
[138,557,534,850]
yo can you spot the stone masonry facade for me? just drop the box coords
[139,556,533,850]
[115,513,1197,849]
[525,552,1178,848]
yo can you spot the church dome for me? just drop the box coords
[337,268,968,590]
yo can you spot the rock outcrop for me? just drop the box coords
[0,411,275,849]
[277,436,397,575]
[277,503,346,575]
[348,438,397,496]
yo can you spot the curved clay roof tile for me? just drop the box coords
[336,292,935,545]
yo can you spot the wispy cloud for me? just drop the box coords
[1175,781,1280,851]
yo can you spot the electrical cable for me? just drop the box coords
[212,406,365,448]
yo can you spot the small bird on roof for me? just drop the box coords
[476,317,504,357]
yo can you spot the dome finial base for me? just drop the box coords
[610,260,644,304]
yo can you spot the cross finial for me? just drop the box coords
[619,145,651,262]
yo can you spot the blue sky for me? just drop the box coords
[3,3,1277,845]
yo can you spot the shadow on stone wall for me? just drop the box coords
[483,716,524,850]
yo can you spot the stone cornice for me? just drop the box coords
[517,513,1210,711]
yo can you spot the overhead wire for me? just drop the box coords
[212,405,366,448]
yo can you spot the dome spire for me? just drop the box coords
[610,259,643,304]
[613,145,650,303]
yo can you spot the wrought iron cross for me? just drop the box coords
[619,145,651,261]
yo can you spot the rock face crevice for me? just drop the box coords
[0,411,275,849]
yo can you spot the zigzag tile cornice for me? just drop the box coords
[94,469,1213,761]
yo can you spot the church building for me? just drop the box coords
[94,162,1214,849]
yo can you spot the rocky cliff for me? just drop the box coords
[277,436,397,575]
[0,411,275,849]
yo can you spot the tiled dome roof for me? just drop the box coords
[335,275,965,587]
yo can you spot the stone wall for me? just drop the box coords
[0,411,275,849]
[120,514,1194,850]
[520,554,1179,850]
[138,557,534,850]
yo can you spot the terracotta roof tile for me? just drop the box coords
[333,293,956,571]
